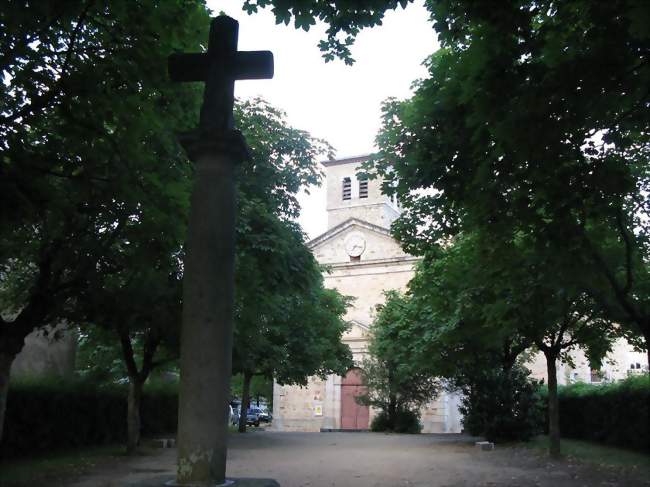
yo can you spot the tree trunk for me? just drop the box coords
[0,352,15,443]
[118,330,154,456]
[545,351,561,458]
[238,371,252,433]
[126,378,143,455]
[387,393,397,430]
[642,326,650,371]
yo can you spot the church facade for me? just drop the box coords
[271,155,463,433]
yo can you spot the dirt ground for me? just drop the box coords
[65,432,649,487]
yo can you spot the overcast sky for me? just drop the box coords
[208,1,439,238]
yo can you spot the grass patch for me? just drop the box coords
[0,444,126,486]
[526,435,650,469]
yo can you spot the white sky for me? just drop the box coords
[209,1,439,239]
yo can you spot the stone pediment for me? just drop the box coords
[348,319,370,332]
[343,319,370,344]
[309,218,411,265]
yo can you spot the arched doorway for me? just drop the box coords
[340,368,369,430]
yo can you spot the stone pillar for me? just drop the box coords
[176,131,246,486]
[332,375,342,430]
[321,375,336,430]
[271,380,284,431]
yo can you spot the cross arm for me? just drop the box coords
[168,51,274,83]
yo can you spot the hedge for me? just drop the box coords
[547,375,649,451]
[1,378,178,458]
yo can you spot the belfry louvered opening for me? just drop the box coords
[342,177,352,200]
[359,177,368,198]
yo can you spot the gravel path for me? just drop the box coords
[67,432,650,487]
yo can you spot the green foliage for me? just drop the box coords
[526,435,650,469]
[75,327,128,383]
[370,409,422,434]
[242,1,415,64]
[0,378,178,458]
[231,99,352,388]
[0,0,349,445]
[140,381,179,438]
[370,0,650,352]
[541,376,650,451]
[0,0,209,446]
[404,233,535,380]
[359,291,439,429]
[1,0,208,345]
[0,444,124,485]
[231,374,272,405]
[458,365,544,443]
[76,326,180,385]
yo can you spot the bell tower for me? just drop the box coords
[323,154,400,230]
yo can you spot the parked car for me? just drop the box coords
[257,408,272,423]
[231,406,241,425]
[246,407,262,427]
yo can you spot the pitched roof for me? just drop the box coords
[320,154,374,168]
[307,217,392,249]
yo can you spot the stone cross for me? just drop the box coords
[168,15,273,487]
[169,15,273,132]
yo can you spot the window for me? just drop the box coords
[590,368,603,383]
[342,177,351,200]
[359,177,368,198]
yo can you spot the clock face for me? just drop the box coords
[344,232,366,257]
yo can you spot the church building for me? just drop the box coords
[271,155,463,433]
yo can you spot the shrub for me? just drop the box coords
[547,375,649,451]
[1,377,178,458]
[140,380,178,437]
[459,365,544,442]
[370,409,422,434]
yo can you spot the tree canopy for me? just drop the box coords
[0,0,348,446]
[0,0,210,443]
[242,0,416,64]
[359,290,439,432]
[368,0,649,359]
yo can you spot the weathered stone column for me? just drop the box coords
[175,131,245,485]
[167,14,273,486]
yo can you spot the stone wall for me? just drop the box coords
[324,157,400,230]
[527,338,648,385]
[10,324,77,380]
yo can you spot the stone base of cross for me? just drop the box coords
[125,475,280,486]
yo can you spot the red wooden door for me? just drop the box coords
[340,368,369,430]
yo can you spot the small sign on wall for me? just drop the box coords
[313,402,323,416]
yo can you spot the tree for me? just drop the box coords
[242,0,417,64]
[370,0,649,364]
[232,213,353,432]
[402,233,544,442]
[227,97,352,432]
[406,230,615,454]
[71,94,343,449]
[0,0,209,442]
[249,0,649,450]
[494,252,615,457]
[231,374,272,408]
[75,241,183,454]
[359,291,439,432]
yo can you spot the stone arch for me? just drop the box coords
[340,367,369,430]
